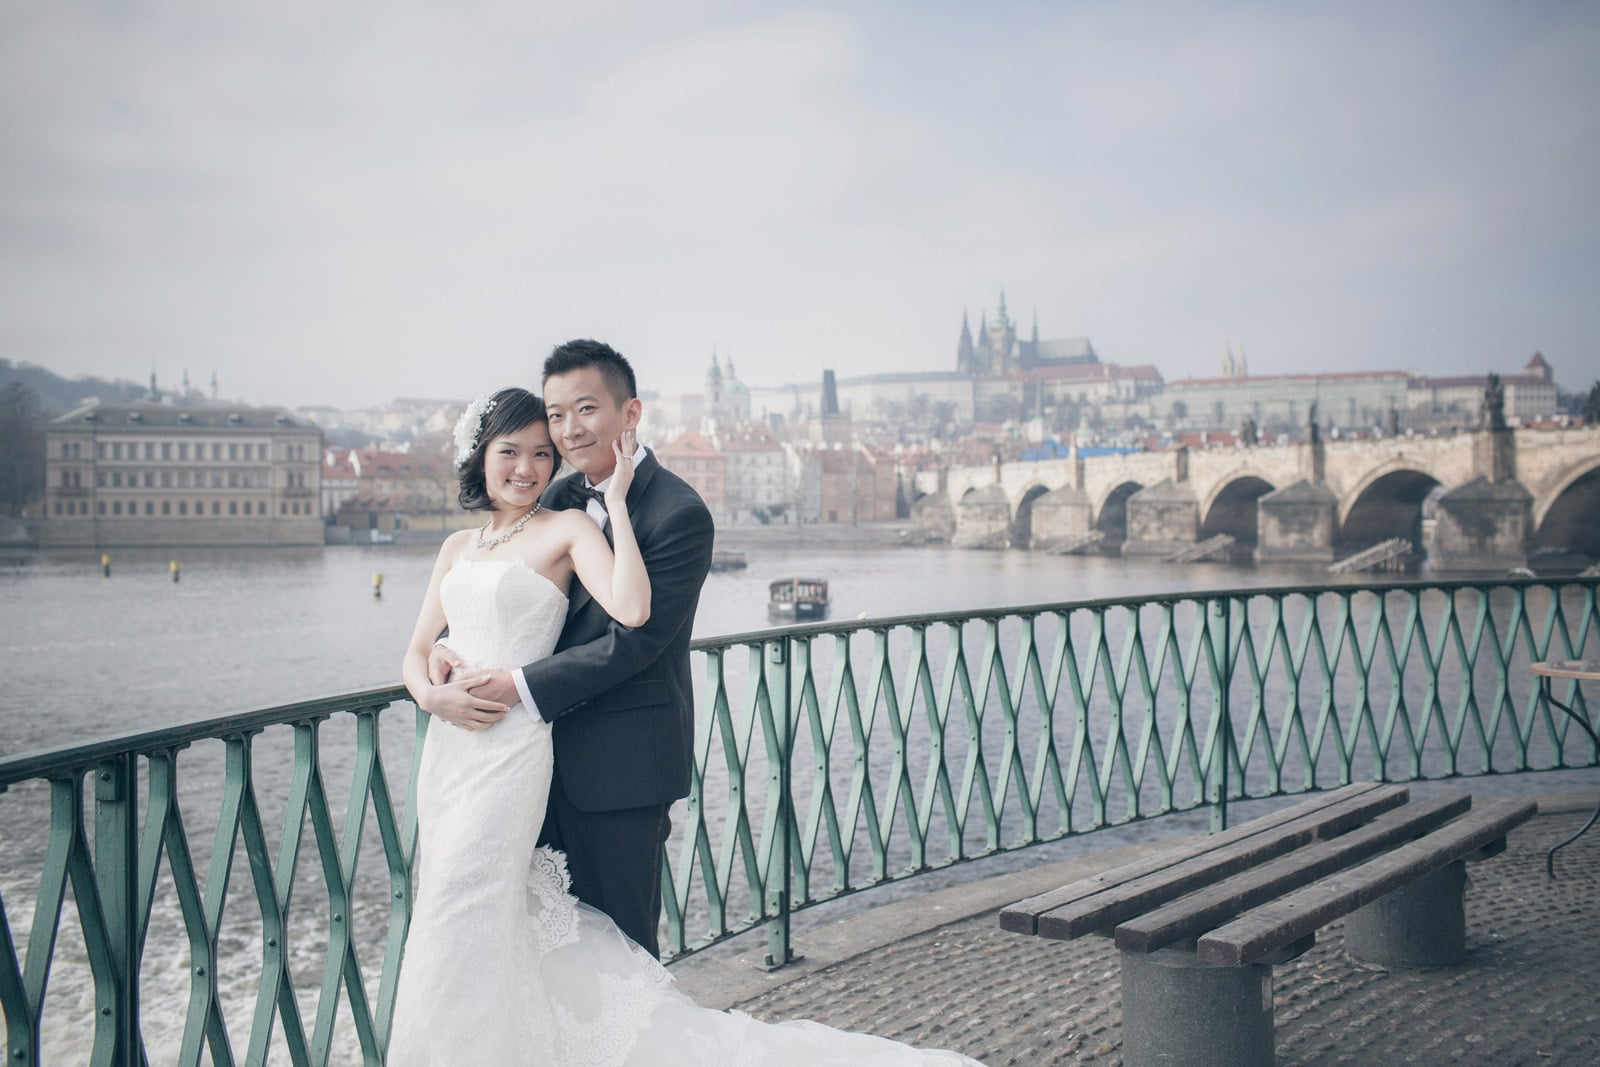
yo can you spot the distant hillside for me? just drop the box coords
[0,360,155,415]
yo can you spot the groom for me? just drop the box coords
[433,339,714,957]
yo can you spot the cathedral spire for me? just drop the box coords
[958,310,976,374]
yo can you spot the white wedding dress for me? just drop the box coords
[388,557,983,1067]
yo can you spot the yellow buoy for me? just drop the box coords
[170,560,180,583]
[373,572,383,599]
[101,553,111,578]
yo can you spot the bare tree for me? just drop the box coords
[0,382,45,516]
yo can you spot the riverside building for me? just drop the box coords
[39,401,324,547]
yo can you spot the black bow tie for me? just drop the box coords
[570,480,607,510]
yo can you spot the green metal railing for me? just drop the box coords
[2,577,1596,1063]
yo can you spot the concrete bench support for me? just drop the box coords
[1119,947,1274,1067]
[1343,859,1467,967]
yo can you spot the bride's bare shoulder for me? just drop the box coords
[544,507,596,536]
[436,528,476,564]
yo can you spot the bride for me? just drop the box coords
[391,388,983,1066]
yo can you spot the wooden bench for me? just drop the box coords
[999,784,1536,1067]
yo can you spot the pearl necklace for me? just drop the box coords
[476,503,540,550]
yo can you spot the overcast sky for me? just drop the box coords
[3,1,1597,410]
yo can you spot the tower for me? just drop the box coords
[957,311,975,374]
[705,350,724,421]
[988,289,1017,375]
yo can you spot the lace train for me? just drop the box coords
[532,848,980,1067]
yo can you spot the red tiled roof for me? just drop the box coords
[354,448,450,477]
[659,431,720,456]
[717,425,782,450]
[1016,363,1113,383]
[1113,365,1164,380]
[322,451,359,478]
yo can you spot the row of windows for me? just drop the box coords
[90,468,284,490]
[76,440,315,462]
[52,499,317,517]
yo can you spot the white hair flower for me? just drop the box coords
[452,393,498,468]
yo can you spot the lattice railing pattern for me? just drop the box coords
[2,578,1596,1061]
[1,694,421,1066]
[658,579,1599,961]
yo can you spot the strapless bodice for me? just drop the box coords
[438,557,569,669]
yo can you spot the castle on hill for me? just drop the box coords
[957,291,1099,377]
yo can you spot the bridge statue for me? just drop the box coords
[1482,373,1507,431]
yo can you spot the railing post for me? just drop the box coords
[92,753,139,1066]
[763,636,794,969]
[1208,597,1233,834]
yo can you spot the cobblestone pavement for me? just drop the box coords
[678,800,1599,1065]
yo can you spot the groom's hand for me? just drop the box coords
[465,669,520,710]
[427,642,464,685]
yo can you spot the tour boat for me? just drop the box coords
[768,577,829,621]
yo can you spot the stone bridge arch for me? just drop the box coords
[1094,480,1145,544]
[1338,466,1443,551]
[1198,471,1279,547]
[1010,483,1052,547]
[1338,460,1447,527]
[1532,455,1600,560]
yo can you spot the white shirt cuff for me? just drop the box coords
[512,669,540,721]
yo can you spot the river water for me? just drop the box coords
[2,533,1594,1063]
[0,533,1375,755]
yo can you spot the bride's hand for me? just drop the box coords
[424,672,508,731]
[427,641,464,686]
[606,430,637,506]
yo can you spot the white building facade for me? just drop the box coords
[40,402,324,547]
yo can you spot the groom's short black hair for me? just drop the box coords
[457,387,548,512]
[543,339,637,407]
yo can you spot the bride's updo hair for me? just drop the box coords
[457,387,550,512]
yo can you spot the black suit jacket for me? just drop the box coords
[523,450,714,812]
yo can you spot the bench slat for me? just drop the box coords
[1114,792,1472,953]
[1195,798,1537,966]
[1000,784,1406,937]
[1033,785,1414,941]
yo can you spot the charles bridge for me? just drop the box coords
[923,423,1600,572]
